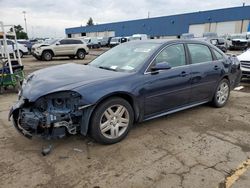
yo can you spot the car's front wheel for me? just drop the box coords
[90,97,134,144]
[42,51,53,61]
[212,79,230,107]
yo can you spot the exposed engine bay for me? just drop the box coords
[11,91,87,139]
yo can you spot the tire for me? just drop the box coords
[212,79,230,108]
[16,50,23,58]
[69,55,75,59]
[76,50,86,59]
[90,97,134,144]
[42,51,53,61]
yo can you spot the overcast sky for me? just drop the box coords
[0,0,249,38]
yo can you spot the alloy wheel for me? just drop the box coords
[100,105,129,139]
[216,82,229,105]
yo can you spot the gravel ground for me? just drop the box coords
[0,49,250,188]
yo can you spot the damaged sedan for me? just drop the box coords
[9,40,241,144]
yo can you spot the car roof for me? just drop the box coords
[129,39,211,45]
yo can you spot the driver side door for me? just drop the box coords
[143,43,192,118]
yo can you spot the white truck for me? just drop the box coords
[237,49,250,79]
[131,34,148,41]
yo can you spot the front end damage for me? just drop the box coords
[9,91,93,139]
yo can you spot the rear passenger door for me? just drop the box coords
[187,43,222,103]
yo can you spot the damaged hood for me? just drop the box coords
[237,49,250,61]
[21,63,127,101]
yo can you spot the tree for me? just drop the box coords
[86,17,94,26]
[9,25,28,39]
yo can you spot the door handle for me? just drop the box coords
[214,65,220,70]
[180,71,188,77]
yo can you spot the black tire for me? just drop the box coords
[212,79,230,108]
[90,97,134,144]
[15,50,23,58]
[76,50,86,59]
[69,55,75,59]
[42,51,53,61]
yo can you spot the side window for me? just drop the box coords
[59,40,69,45]
[74,40,83,44]
[154,44,186,68]
[212,49,224,60]
[7,40,13,45]
[187,44,213,64]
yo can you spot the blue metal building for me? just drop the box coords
[65,6,250,38]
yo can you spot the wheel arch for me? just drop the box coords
[76,48,86,54]
[83,92,140,135]
[42,49,54,56]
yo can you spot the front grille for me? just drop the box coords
[241,61,250,69]
[232,41,247,47]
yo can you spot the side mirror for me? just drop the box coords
[55,42,60,45]
[151,62,171,71]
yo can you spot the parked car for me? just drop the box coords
[9,39,241,144]
[228,34,248,50]
[83,37,100,48]
[181,33,194,39]
[121,36,132,43]
[0,39,28,58]
[246,32,250,47]
[131,34,148,40]
[203,32,218,38]
[207,38,228,53]
[17,40,32,54]
[109,37,122,47]
[97,37,110,47]
[32,38,89,61]
[237,49,250,78]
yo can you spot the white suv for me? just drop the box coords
[0,39,28,58]
[32,38,89,61]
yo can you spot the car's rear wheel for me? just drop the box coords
[212,79,230,107]
[42,51,53,61]
[90,97,134,144]
[76,50,85,59]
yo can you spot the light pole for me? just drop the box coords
[22,11,28,39]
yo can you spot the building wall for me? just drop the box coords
[65,6,250,38]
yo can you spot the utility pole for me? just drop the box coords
[22,11,28,39]
[148,11,150,19]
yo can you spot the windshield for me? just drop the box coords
[84,38,90,43]
[131,37,141,41]
[90,42,161,72]
[111,38,120,43]
[45,39,58,45]
[230,35,246,39]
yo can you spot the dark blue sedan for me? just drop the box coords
[9,40,241,144]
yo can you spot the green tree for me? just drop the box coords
[9,25,28,39]
[86,17,94,26]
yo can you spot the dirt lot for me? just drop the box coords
[0,49,250,188]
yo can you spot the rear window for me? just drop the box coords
[187,44,213,64]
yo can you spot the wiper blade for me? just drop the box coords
[98,66,117,71]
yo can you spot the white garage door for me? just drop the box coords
[189,24,205,37]
[216,21,236,36]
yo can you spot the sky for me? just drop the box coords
[0,0,249,38]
